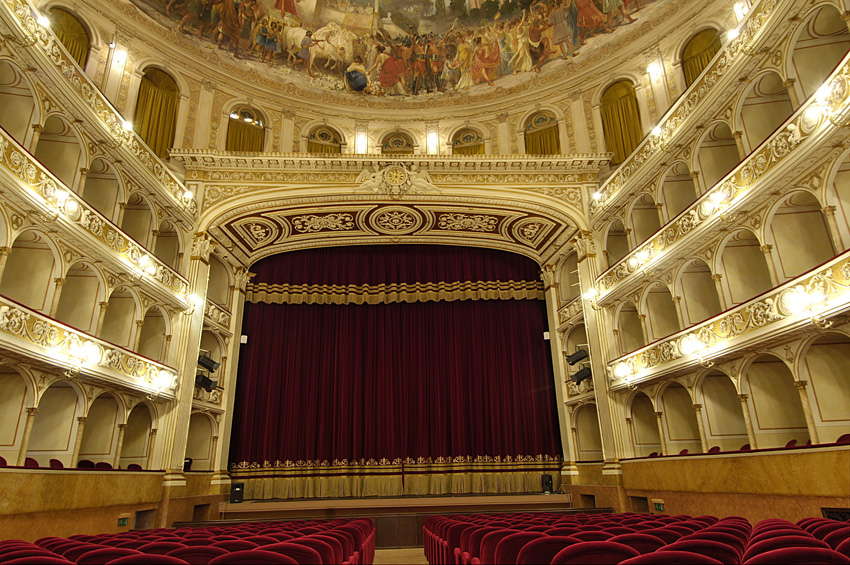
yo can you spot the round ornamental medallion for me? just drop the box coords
[382,166,409,187]
[369,206,422,234]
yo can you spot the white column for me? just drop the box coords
[591,104,606,154]
[795,381,820,444]
[280,111,295,153]
[16,407,38,466]
[655,411,669,455]
[112,423,126,469]
[738,394,758,449]
[570,97,591,153]
[70,416,87,467]
[122,70,144,121]
[496,113,511,154]
[634,84,653,135]
[557,119,570,154]
[693,404,709,453]
[193,81,216,148]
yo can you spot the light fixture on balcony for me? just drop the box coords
[592,191,603,201]
[726,28,740,41]
[646,61,663,80]
[112,48,128,67]
[613,362,633,380]
[138,254,157,276]
[733,1,750,23]
[782,284,830,327]
[154,369,177,393]
[679,334,706,356]
[121,120,133,132]
[36,13,50,27]
[182,189,194,201]
[651,125,662,137]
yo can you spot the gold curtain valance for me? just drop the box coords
[246,279,544,305]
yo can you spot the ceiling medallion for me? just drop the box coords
[369,206,423,234]
[357,164,438,200]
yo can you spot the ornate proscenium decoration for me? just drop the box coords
[356,163,439,200]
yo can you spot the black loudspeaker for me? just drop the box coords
[541,474,553,493]
[230,482,244,503]
[182,457,193,472]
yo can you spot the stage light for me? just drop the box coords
[198,354,220,372]
[571,367,592,384]
[195,374,218,392]
[567,349,589,366]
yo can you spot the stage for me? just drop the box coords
[209,493,606,548]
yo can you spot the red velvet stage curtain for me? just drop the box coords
[230,246,561,466]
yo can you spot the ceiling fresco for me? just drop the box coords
[133,0,660,97]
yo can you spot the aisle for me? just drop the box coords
[373,548,428,564]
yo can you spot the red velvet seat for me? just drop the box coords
[63,544,109,560]
[479,529,518,564]
[545,527,580,536]
[515,537,581,565]
[663,539,741,564]
[743,547,850,565]
[107,555,190,565]
[284,537,336,564]
[112,541,148,549]
[492,532,545,565]
[310,535,345,564]
[208,550,299,565]
[77,548,141,565]
[748,528,809,544]
[815,524,850,540]
[210,541,257,552]
[137,542,188,555]
[0,549,61,562]
[550,540,640,565]
[826,529,850,550]
[23,457,38,468]
[572,530,614,541]
[180,539,213,547]
[460,527,498,565]
[620,551,723,564]
[48,459,64,469]
[644,529,683,544]
[684,532,746,554]
[610,533,667,553]
[166,546,228,565]
[260,542,323,564]
[742,535,830,561]
[242,536,278,546]
[4,558,74,565]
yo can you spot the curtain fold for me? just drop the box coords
[307,140,342,154]
[601,81,644,164]
[683,30,722,86]
[525,125,561,155]
[226,119,265,152]
[49,8,90,68]
[452,142,485,155]
[134,69,179,159]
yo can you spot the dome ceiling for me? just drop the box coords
[132,0,664,97]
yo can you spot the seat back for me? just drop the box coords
[492,532,545,565]
[208,550,299,564]
[742,535,829,561]
[516,536,582,565]
[166,546,228,565]
[743,547,850,565]
[550,541,639,565]
[664,539,741,564]
[610,533,667,554]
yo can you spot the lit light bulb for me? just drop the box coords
[122,120,133,131]
[646,61,663,80]
[229,112,239,120]
[815,83,832,105]
[613,362,633,380]
[36,14,50,27]
[679,334,705,356]
[783,285,826,315]
[635,249,651,264]
[726,28,740,41]
[627,256,640,270]
[592,191,603,201]
[183,190,194,200]
[733,1,749,22]
[651,125,662,137]
[112,48,127,66]
[189,293,204,307]
[581,288,599,301]
[154,370,175,392]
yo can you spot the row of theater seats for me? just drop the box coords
[0,518,375,564]
[646,433,850,458]
[0,457,144,471]
[423,512,850,564]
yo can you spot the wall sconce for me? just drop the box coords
[112,48,128,67]
[733,1,750,23]
[354,130,368,154]
[426,129,440,155]
[646,61,663,80]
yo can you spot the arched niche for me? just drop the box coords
[0,230,57,311]
[718,229,772,305]
[120,403,153,469]
[0,368,32,463]
[600,80,643,165]
[790,5,850,100]
[644,283,680,341]
[0,60,37,145]
[605,220,629,268]
[574,404,603,461]
[186,412,214,471]
[82,158,121,220]
[681,28,722,86]
[137,307,168,362]
[677,259,722,325]
[524,111,560,155]
[631,392,661,456]
[802,333,850,442]
[134,67,179,159]
[745,355,810,448]
[739,72,794,151]
[701,371,748,451]
[47,7,91,69]
[696,122,740,190]
[120,193,154,247]
[207,255,231,307]
[306,125,343,154]
[661,383,701,453]
[200,330,224,385]
[54,262,101,332]
[225,106,266,152]
[28,381,80,467]
[660,162,698,220]
[630,194,661,245]
[617,302,645,355]
[768,191,835,280]
[381,131,416,155]
[34,115,84,189]
[154,221,181,270]
[451,127,485,155]
[98,287,137,347]
[78,394,119,466]
[558,253,580,303]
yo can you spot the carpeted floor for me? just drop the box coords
[373,548,428,564]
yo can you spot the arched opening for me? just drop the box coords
[558,253,580,303]
[524,112,560,155]
[790,5,850,101]
[186,413,214,471]
[600,80,643,165]
[661,383,701,453]
[199,330,224,395]
[306,125,343,154]
[451,128,485,155]
[82,158,121,220]
[98,287,137,347]
[225,106,266,152]
[617,302,645,355]
[28,382,79,467]
[78,395,119,467]
[565,324,591,394]
[137,307,168,362]
[719,229,772,305]
[0,368,31,464]
[678,259,723,325]
[746,355,810,448]
[696,122,740,189]
[660,162,698,220]
[207,255,230,307]
[34,115,83,189]
[120,403,153,469]
[740,72,794,151]
[701,371,748,451]
[829,157,850,247]
[154,221,181,270]
[769,191,835,280]
[47,7,91,69]
[134,67,179,159]
[380,131,416,155]
[644,283,680,341]
[54,262,100,332]
[681,28,722,86]
[0,61,37,144]
[631,393,661,456]
[574,404,603,461]
[605,220,629,268]
[0,231,56,311]
[630,194,661,245]
[802,333,850,442]
[120,193,154,247]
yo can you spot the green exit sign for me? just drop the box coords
[117,517,129,527]
[654,502,665,512]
